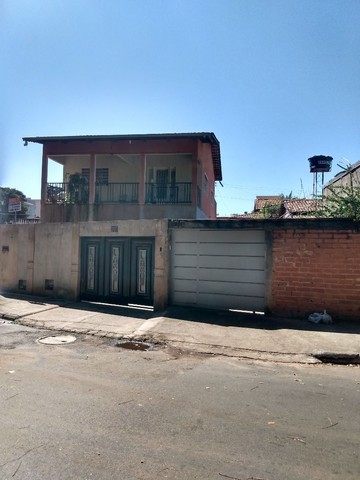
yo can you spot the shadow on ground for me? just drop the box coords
[160,305,360,335]
[2,293,360,334]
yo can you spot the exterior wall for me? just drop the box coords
[0,220,169,310]
[0,223,78,299]
[145,154,192,182]
[42,203,199,222]
[61,154,141,183]
[323,165,360,195]
[60,155,90,180]
[270,225,360,320]
[4,218,357,320]
[197,140,216,218]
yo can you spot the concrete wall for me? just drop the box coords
[0,223,78,299]
[2,218,359,319]
[42,203,198,222]
[0,219,169,310]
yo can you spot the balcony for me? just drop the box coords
[46,182,191,205]
[47,183,88,204]
[95,183,139,203]
[145,183,191,204]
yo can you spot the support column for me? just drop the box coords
[41,147,48,211]
[89,153,96,204]
[139,153,146,204]
[192,155,199,208]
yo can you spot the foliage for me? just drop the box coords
[320,184,360,221]
[280,191,296,200]
[260,192,298,218]
[67,173,89,204]
[319,165,360,221]
[0,187,28,223]
[260,202,281,218]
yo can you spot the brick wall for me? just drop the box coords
[270,228,360,319]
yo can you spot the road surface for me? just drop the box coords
[0,323,359,479]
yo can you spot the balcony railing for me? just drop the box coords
[95,183,139,203]
[47,183,88,204]
[46,182,192,205]
[145,183,192,204]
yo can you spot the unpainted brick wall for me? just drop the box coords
[270,229,360,319]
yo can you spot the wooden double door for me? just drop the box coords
[80,237,154,305]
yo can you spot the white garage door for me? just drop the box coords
[170,229,267,311]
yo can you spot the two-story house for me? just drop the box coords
[23,132,222,223]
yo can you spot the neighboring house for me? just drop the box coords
[23,133,222,223]
[230,196,319,219]
[323,159,360,194]
[279,199,320,218]
[253,196,282,213]
[24,198,41,221]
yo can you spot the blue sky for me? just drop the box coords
[1,0,359,215]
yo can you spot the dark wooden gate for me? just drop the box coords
[80,237,154,305]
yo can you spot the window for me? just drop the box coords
[81,168,109,184]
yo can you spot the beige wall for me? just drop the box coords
[52,153,193,184]
[0,220,169,310]
[145,154,192,182]
[50,154,142,183]
[42,203,199,223]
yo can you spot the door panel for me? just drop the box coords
[81,238,103,299]
[130,240,154,304]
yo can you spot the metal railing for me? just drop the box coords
[46,183,88,204]
[46,182,139,204]
[145,183,192,204]
[95,183,139,203]
[46,182,192,205]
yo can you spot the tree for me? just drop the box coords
[321,184,360,221]
[260,202,281,219]
[0,187,28,224]
[320,166,360,221]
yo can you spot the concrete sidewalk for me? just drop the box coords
[1,294,359,363]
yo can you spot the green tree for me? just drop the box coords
[0,187,28,223]
[321,184,360,221]
[320,166,360,221]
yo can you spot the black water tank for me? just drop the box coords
[308,155,333,173]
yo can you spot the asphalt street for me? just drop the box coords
[0,323,359,480]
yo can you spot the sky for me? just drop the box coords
[1,0,359,216]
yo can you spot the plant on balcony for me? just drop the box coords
[67,173,89,204]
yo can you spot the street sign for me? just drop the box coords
[8,196,22,213]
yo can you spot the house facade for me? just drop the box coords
[23,133,222,223]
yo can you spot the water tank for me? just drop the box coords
[308,155,333,173]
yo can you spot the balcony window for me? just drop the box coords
[81,168,109,184]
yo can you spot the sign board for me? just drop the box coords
[8,196,22,213]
